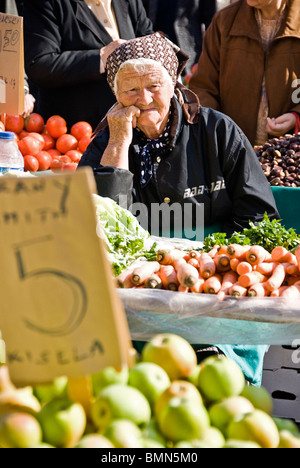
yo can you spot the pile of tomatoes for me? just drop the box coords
[0,113,94,172]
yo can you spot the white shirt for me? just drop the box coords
[84,0,120,41]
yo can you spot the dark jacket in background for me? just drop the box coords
[23,0,153,130]
[142,0,216,73]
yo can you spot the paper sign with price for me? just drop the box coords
[0,168,132,386]
[0,12,24,115]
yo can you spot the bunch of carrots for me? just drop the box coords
[116,244,300,300]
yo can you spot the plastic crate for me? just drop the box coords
[262,346,300,422]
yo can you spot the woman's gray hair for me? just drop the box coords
[114,58,174,95]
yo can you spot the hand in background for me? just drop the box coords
[22,93,35,118]
[266,113,296,137]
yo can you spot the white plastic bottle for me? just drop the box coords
[0,131,24,174]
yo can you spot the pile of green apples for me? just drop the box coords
[0,333,299,448]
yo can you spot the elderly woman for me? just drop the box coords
[79,32,280,385]
[189,0,300,146]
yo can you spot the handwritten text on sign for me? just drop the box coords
[0,169,131,385]
[0,13,24,113]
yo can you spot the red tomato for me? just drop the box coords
[18,136,43,156]
[65,150,82,163]
[5,114,24,134]
[24,113,45,133]
[35,151,52,171]
[78,135,93,153]
[28,132,45,150]
[71,121,93,140]
[46,115,67,139]
[50,158,64,172]
[24,155,39,172]
[42,133,55,151]
[62,162,77,172]
[47,149,61,159]
[56,133,78,154]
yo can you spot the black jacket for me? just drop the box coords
[142,0,216,74]
[23,0,153,130]
[78,91,279,238]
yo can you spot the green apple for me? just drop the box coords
[75,434,115,448]
[141,333,197,380]
[142,419,167,447]
[197,355,245,402]
[227,409,280,448]
[208,396,254,435]
[90,383,151,431]
[273,417,299,435]
[0,412,42,448]
[278,430,300,448]
[31,442,55,448]
[200,426,226,448]
[38,398,86,448]
[223,439,261,448]
[240,384,273,414]
[174,440,210,448]
[156,396,210,443]
[154,379,202,417]
[91,366,129,396]
[142,437,165,448]
[128,362,170,409]
[33,376,68,403]
[103,419,144,448]
[186,364,201,387]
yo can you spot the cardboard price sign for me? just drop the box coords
[0,168,132,386]
[0,13,24,115]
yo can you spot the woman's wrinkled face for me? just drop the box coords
[116,64,174,133]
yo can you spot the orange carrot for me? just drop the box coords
[230,258,240,272]
[271,246,297,265]
[214,254,231,272]
[190,277,205,293]
[280,282,300,299]
[282,263,299,276]
[265,263,286,292]
[217,245,229,255]
[115,264,137,288]
[236,261,253,276]
[245,245,271,266]
[178,285,189,293]
[238,271,266,288]
[177,262,199,288]
[295,245,300,271]
[156,249,185,265]
[247,282,270,297]
[188,258,200,269]
[203,275,222,294]
[207,245,220,258]
[172,257,187,272]
[229,282,248,297]
[188,250,202,260]
[217,270,238,300]
[270,286,289,297]
[158,265,179,291]
[144,273,162,289]
[226,244,250,260]
[131,261,160,285]
[255,262,277,276]
[199,252,216,278]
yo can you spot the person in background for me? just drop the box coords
[23,0,153,131]
[189,0,300,147]
[141,0,217,74]
[78,32,280,385]
[0,0,35,117]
